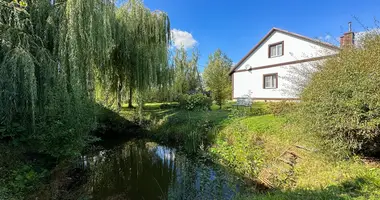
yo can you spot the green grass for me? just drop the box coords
[210,114,380,199]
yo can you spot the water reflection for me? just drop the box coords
[80,140,240,200]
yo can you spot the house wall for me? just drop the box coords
[235,31,337,71]
[233,61,321,99]
[233,31,338,100]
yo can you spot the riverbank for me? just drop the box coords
[120,102,380,199]
[2,102,379,199]
[0,105,143,199]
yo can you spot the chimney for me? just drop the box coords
[340,22,355,47]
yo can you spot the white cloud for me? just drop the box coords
[171,29,197,49]
[325,35,332,40]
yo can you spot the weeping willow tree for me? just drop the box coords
[1,0,171,158]
[0,0,112,158]
[172,46,201,97]
[98,0,171,112]
[144,46,202,102]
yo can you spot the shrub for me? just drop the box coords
[300,34,380,156]
[251,107,269,116]
[178,93,212,111]
[268,101,297,116]
[229,104,269,118]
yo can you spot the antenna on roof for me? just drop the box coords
[348,22,352,32]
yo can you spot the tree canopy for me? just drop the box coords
[172,46,201,97]
[203,49,232,109]
[0,0,171,157]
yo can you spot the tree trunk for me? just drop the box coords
[117,79,122,112]
[128,85,134,108]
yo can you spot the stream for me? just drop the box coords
[75,139,242,200]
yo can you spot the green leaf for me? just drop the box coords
[19,0,27,7]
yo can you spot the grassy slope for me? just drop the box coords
[214,114,380,200]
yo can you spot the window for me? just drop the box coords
[268,41,284,58]
[263,73,278,89]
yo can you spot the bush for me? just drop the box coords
[268,101,297,116]
[300,35,380,156]
[179,93,212,111]
[229,103,269,118]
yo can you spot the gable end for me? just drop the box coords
[229,27,340,75]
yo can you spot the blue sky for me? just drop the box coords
[117,0,380,71]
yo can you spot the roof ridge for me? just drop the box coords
[276,28,339,49]
[229,28,339,75]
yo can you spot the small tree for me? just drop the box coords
[203,49,232,109]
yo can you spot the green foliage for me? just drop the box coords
[237,173,380,200]
[211,113,380,199]
[159,103,179,109]
[0,0,113,158]
[8,165,47,196]
[210,121,263,179]
[178,93,212,111]
[230,107,268,118]
[181,120,216,154]
[267,101,297,116]
[1,0,172,198]
[300,35,380,156]
[210,115,287,181]
[0,143,51,200]
[131,104,230,154]
[170,46,202,99]
[203,49,232,109]
[0,0,171,154]
[229,108,253,118]
[97,0,172,111]
[229,102,269,118]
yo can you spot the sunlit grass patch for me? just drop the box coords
[210,114,380,199]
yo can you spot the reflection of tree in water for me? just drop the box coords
[168,155,238,200]
[81,141,239,200]
[84,141,175,199]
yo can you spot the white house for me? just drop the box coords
[229,27,353,101]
